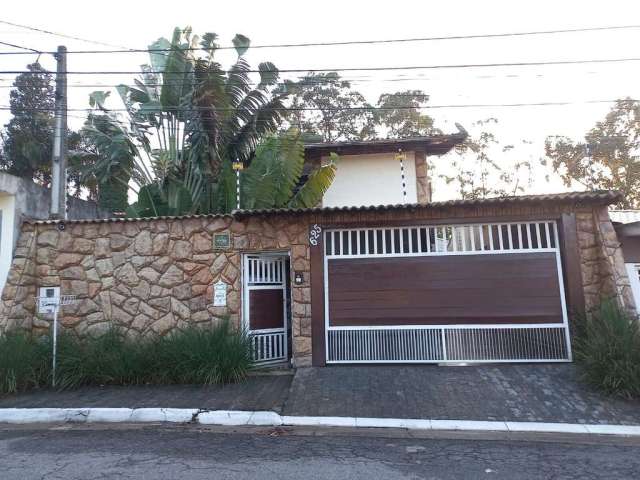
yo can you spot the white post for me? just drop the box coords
[51,305,58,388]
[236,169,240,210]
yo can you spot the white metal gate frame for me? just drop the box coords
[242,253,289,364]
[323,220,573,364]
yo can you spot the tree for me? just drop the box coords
[84,27,336,217]
[239,129,336,210]
[1,63,54,183]
[1,62,93,199]
[376,90,439,138]
[76,107,137,212]
[279,72,378,142]
[441,118,533,199]
[127,129,336,216]
[544,98,640,208]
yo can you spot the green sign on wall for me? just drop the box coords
[213,232,231,250]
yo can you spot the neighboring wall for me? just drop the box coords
[0,198,634,366]
[0,173,110,294]
[616,223,640,263]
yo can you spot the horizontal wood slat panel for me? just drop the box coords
[249,289,284,330]
[328,253,563,326]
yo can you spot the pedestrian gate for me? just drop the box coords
[243,254,288,364]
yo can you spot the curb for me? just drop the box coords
[0,408,639,437]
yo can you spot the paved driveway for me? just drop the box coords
[283,364,640,425]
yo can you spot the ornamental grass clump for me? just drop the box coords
[153,320,253,385]
[0,332,49,394]
[54,329,149,389]
[0,319,253,395]
[574,300,640,399]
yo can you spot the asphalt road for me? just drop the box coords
[1,425,639,479]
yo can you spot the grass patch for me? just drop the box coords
[0,320,253,394]
[574,300,640,399]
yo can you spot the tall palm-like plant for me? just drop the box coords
[240,129,337,210]
[82,27,333,216]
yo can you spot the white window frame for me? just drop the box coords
[626,263,640,311]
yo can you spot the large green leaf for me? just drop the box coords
[160,27,192,114]
[89,91,110,109]
[232,34,250,57]
[148,37,172,73]
[258,62,279,88]
[289,153,338,208]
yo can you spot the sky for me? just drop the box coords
[1,0,640,201]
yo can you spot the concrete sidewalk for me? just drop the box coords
[0,374,292,413]
[0,364,638,426]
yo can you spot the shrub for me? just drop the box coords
[52,320,252,389]
[153,320,253,384]
[0,319,253,395]
[55,329,149,389]
[0,332,49,394]
[574,300,640,398]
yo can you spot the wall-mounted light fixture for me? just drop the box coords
[294,272,304,285]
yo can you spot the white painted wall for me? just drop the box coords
[626,263,640,311]
[0,194,16,293]
[322,152,417,207]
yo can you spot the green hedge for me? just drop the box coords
[574,300,640,399]
[0,320,252,395]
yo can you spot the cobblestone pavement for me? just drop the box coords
[1,364,639,426]
[0,374,292,412]
[1,426,639,479]
[283,364,640,424]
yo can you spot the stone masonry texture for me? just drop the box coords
[0,198,634,366]
[0,215,313,365]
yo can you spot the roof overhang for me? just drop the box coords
[304,125,467,159]
[615,220,640,237]
[29,190,622,225]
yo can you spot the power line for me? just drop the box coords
[3,57,640,75]
[0,39,41,53]
[1,23,640,55]
[2,99,637,113]
[0,67,623,89]
[0,19,133,50]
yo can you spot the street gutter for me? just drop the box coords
[0,408,639,437]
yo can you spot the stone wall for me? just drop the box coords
[0,198,634,367]
[0,215,313,365]
[576,207,637,314]
[414,151,431,204]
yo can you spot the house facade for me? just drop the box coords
[0,190,633,368]
[303,131,466,208]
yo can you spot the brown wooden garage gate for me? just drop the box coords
[323,221,571,363]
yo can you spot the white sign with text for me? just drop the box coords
[213,281,227,307]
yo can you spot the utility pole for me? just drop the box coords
[50,45,67,220]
